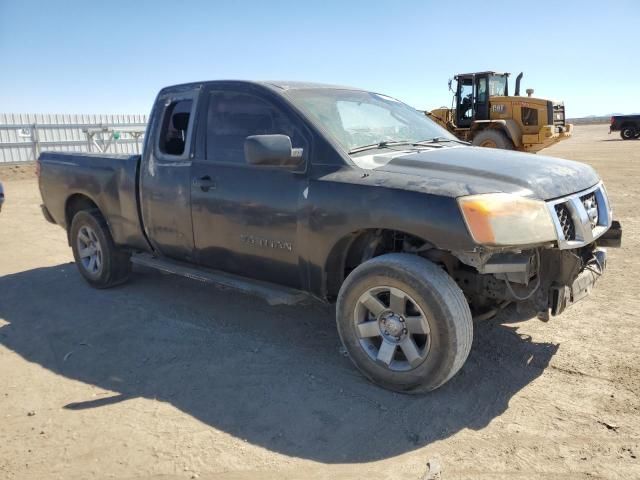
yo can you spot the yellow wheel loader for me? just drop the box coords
[428,71,572,153]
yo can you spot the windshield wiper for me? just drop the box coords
[348,137,468,154]
[348,140,413,154]
[415,137,470,146]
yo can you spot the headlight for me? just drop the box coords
[458,193,556,246]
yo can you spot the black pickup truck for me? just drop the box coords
[610,114,640,139]
[39,81,622,393]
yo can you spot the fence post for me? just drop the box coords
[31,123,40,161]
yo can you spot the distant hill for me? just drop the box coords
[568,114,640,125]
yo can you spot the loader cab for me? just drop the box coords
[454,72,509,128]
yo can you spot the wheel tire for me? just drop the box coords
[336,253,473,394]
[471,129,514,149]
[620,126,637,140]
[70,209,131,288]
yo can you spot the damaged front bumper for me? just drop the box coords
[547,220,621,316]
[456,220,622,320]
[492,245,612,319]
[549,248,606,316]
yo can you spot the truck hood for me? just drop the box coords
[350,146,600,200]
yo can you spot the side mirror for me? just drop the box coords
[244,134,303,168]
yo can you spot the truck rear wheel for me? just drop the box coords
[620,126,637,140]
[336,253,473,393]
[70,209,131,288]
[472,129,514,150]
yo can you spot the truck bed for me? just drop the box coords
[38,151,149,251]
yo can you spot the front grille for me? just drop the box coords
[554,203,575,240]
[553,103,565,126]
[580,192,599,228]
[548,182,612,249]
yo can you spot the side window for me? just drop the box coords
[206,91,307,164]
[158,99,193,156]
[476,77,487,103]
[521,107,539,126]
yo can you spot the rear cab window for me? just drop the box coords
[155,92,198,160]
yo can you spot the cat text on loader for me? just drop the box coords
[428,71,573,153]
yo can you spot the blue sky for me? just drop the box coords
[0,1,637,117]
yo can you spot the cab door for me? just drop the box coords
[189,86,310,288]
[474,76,489,121]
[456,77,474,127]
[139,88,200,261]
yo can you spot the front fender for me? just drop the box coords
[300,180,475,297]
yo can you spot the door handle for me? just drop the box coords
[194,176,216,192]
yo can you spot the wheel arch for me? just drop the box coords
[64,193,112,245]
[471,119,521,147]
[324,228,435,299]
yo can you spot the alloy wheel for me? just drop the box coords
[353,286,432,371]
[77,225,103,276]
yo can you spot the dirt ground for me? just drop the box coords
[0,124,638,480]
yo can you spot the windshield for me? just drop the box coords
[489,75,508,96]
[285,88,457,153]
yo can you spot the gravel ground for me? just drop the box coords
[0,124,638,479]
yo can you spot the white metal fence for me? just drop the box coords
[0,113,148,163]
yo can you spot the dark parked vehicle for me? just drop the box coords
[38,81,622,393]
[610,114,640,139]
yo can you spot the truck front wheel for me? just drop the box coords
[336,253,473,393]
[471,129,514,149]
[70,209,131,288]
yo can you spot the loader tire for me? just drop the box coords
[472,129,514,150]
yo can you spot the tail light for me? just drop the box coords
[610,116,614,125]
[35,160,40,177]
